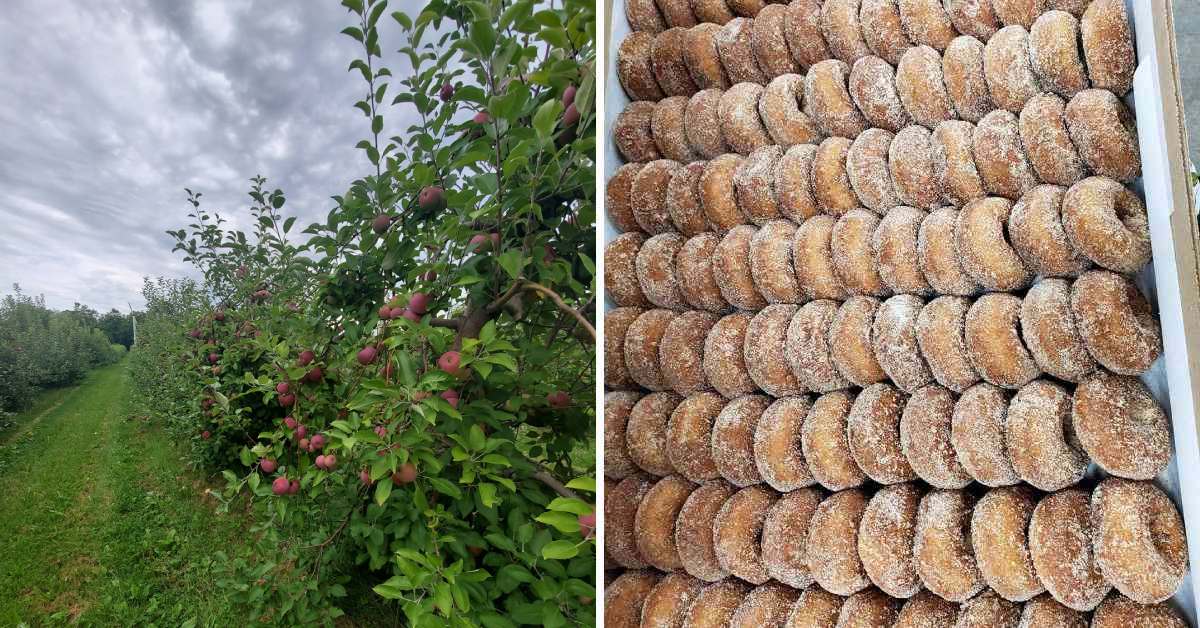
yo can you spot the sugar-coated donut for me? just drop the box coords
[717,19,768,85]
[713,484,777,584]
[1061,176,1151,274]
[607,163,645,233]
[874,295,936,392]
[837,588,902,628]
[761,487,822,588]
[606,391,644,480]
[1020,278,1097,382]
[736,146,786,225]
[605,570,660,628]
[635,475,698,570]
[685,23,732,91]
[699,153,746,232]
[901,384,973,488]
[785,0,833,69]
[666,161,710,236]
[919,207,983,296]
[1049,0,1091,15]
[848,129,901,212]
[661,311,720,396]
[726,0,769,18]
[972,486,1044,601]
[942,36,996,123]
[658,0,698,27]
[896,45,955,128]
[832,210,890,297]
[745,305,804,397]
[1080,0,1136,95]
[667,391,724,482]
[1065,89,1141,181]
[895,590,959,627]
[859,483,923,597]
[1029,11,1089,97]
[875,207,933,295]
[1071,270,1162,374]
[1074,371,1171,480]
[1006,379,1088,491]
[1091,592,1189,628]
[627,391,684,476]
[861,0,913,65]
[951,382,1019,485]
[889,125,941,210]
[807,488,871,595]
[787,300,854,393]
[703,312,758,399]
[654,27,701,97]
[691,0,737,25]
[605,308,645,389]
[1019,93,1087,187]
[625,309,676,391]
[729,583,802,628]
[955,590,1022,628]
[686,89,731,160]
[802,390,868,490]
[992,0,1046,28]
[965,293,1041,388]
[713,225,768,310]
[618,32,665,101]
[614,101,661,163]
[956,197,1033,292]
[794,215,851,301]
[750,220,802,304]
[1030,488,1111,611]
[654,97,701,164]
[626,0,666,31]
[831,296,888,386]
[776,144,822,224]
[849,56,912,132]
[813,137,860,216]
[760,74,822,147]
[848,383,917,484]
[917,296,981,393]
[637,232,688,310]
[684,580,753,628]
[677,233,732,312]
[712,394,771,486]
[719,83,772,155]
[983,26,1042,113]
[930,120,986,206]
[914,489,984,602]
[675,479,736,581]
[607,474,655,568]
[754,396,817,492]
[1019,594,1088,628]
[822,0,873,64]
[898,0,958,51]
[788,587,846,626]
[641,573,705,628]
[972,110,1038,200]
[1009,185,1090,277]
[946,0,1000,40]
[751,4,801,77]
[606,233,650,308]
[805,59,869,139]
[631,159,681,234]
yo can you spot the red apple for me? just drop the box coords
[296,425,308,439]
[214,310,226,322]
[422,270,437,281]
[304,367,323,383]
[439,82,454,101]
[208,353,219,364]
[360,469,373,485]
[547,391,571,408]
[412,391,432,402]
[310,434,326,450]
[374,425,388,438]
[315,455,327,469]
[372,213,392,234]
[260,458,277,473]
[357,346,378,365]
[378,305,392,319]
[323,454,337,469]
[562,84,577,108]
[288,479,300,494]
[393,463,418,484]
[578,511,596,539]
[409,292,430,315]
[201,430,211,440]
[437,351,463,377]
[284,416,298,429]
[473,111,490,125]
[418,186,446,214]
[299,437,310,450]
[298,350,315,366]
[278,393,296,407]
[276,382,290,395]
[272,476,290,495]
[440,389,460,409]
[236,265,248,278]
[562,102,580,127]
[399,308,420,322]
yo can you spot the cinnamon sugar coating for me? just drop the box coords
[720,83,772,155]
[677,233,732,312]
[744,305,805,397]
[850,56,912,132]
[807,488,872,595]
[1018,93,1086,187]
[605,232,651,307]
[614,100,661,163]
[1029,10,1089,97]
[898,0,958,51]
[802,390,868,490]
[699,153,746,231]
[918,296,982,393]
[914,489,984,602]
[605,391,644,480]
[1080,0,1136,95]
[605,570,660,628]
[606,474,655,568]
[1009,184,1090,277]
[627,391,684,476]
[794,214,851,301]
[634,475,697,570]
[861,0,914,65]
[832,209,890,297]
[717,18,768,84]
[831,296,888,386]
[785,0,833,69]
[972,486,1044,601]
[848,383,917,484]
[667,391,725,482]
[901,384,973,488]
[956,196,1033,291]
[754,396,818,492]
[1061,176,1151,274]
[951,382,1018,485]
[713,225,768,310]
[1029,488,1111,611]
[685,23,732,91]
[736,146,786,225]
[890,125,941,209]
[895,45,955,128]
[874,295,936,393]
[762,487,823,588]
[607,163,645,233]
[675,479,736,581]
[637,232,688,309]
[1019,278,1097,382]
[631,159,682,234]
[760,74,822,147]
[930,120,986,206]
[822,0,874,64]
[666,161,710,236]
[661,311,720,396]
[653,27,701,97]
[805,59,869,138]
[859,483,923,597]
[624,308,677,391]
[1073,371,1171,480]
[965,292,1041,388]
[943,36,996,122]
[752,4,802,77]
[918,207,983,296]
[983,25,1042,113]
[605,307,645,389]
[787,300,854,393]
[713,484,778,584]
[653,97,701,163]
[703,312,758,398]
[1065,89,1141,181]
[684,579,753,628]
[1006,379,1088,491]
[848,129,901,213]
[713,394,772,487]
[874,206,933,295]
[1070,270,1162,374]
[686,89,732,159]
[972,110,1038,200]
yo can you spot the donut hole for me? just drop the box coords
[1113,189,1150,239]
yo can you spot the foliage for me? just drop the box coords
[99,309,136,348]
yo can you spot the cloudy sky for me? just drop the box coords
[0,1,410,312]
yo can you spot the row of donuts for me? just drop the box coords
[607,573,1186,628]
[607,475,1187,609]
[619,0,1133,103]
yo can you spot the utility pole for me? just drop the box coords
[127,302,137,347]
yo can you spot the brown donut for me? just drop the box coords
[729,583,802,628]
[917,296,981,393]
[930,120,986,206]
[745,305,804,397]
[754,397,817,492]
[658,0,699,27]
[1029,11,1089,97]
[1029,489,1111,611]
[713,485,777,584]
[605,308,645,389]
[794,215,852,301]
[895,590,959,627]
[607,163,645,233]
[627,391,684,475]
[972,486,1044,601]
[751,4,801,77]
[1071,270,1162,374]
[759,74,822,147]
[831,296,889,386]
[1061,176,1151,273]
[632,159,682,234]
[1049,0,1091,16]
[832,210,890,297]
[690,0,737,25]
[717,18,768,84]
[661,311,720,396]
[785,0,833,69]
[874,295,936,392]
[736,146,786,225]
[946,0,1000,40]
[913,489,984,602]
[618,32,666,101]
[666,161,710,236]
[607,474,655,568]
[805,59,869,139]
[641,573,706,628]
[802,390,868,490]
[848,383,917,484]
[703,312,758,399]
[972,110,1039,199]
[807,488,872,595]
[1080,0,1136,95]
[848,129,902,216]
[625,309,677,391]
[654,97,702,163]
[1019,594,1088,628]
[637,232,688,309]
[787,300,854,393]
[713,225,768,310]
[1006,379,1088,491]
[859,483,923,597]
[787,588,846,626]
[1065,89,1141,181]
[951,382,1019,485]
[890,125,941,209]
[1018,93,1086,187]
[685,23,732,91]
[860,0,913,65]
[965,293,1042,388]
[667,392,725,482]
[699,153,746,232]
[942,36,996,123]
[1020,278,1098,382]
[822,0,873,64]
[606,233,651,308]
[874,206,933,296]
[615,100,662,163]
[654,27,701,97]
[726,0,769,18]
[896,45,955,128]
[606,391,644,480]
[992,0,1046,28]
[686,91,730,161]
[1092,592,1189,628]
[675,479,736,580]
[683,579,753,628]
[777,144,823,223]
[849,56,912,132]
[762,487,823,588]
[919,207,983,296]
[901,384,973,488]
[678,233,732,312]
[983,26,1042,113]
[956,590,1022,627]
[1009,185,1090,277]
[956,197,1033,291]
[812,137,859,216]
[627,0,667,32]
[635,475,698,570]
[898,0,958,51]
[1074,371,1172,480]
[605,570,661,628]
[837,588,902,627]
[712,394,771,486]
[720,83,772,155]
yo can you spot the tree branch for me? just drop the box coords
[523,281,595,343]
[429,317,461,329]
[532,470,580,500]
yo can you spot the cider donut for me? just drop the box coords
[675,479,736,581]
[874,295,936,392]
[894,590,959,628]
[726,0,769,18]
[713,225,768,310]
[683,579,753,628]
[750,221,803,305]
[618,32,666,101]
[875,207,933,296]
[848,383,917,484]
[1071,270,1162,374]
[992,0,1045,28]
[607,474,655,568]
[1092,592,1189,628]
[890,125,941,210]
[606,233,651,308]
[1029,11,1089,97]
[951,383,1019,485]
[787,300,854,393]
[627,392,684,476]
[730,583,802,628]
[895,45,955,128]
[946,0,1000,40]
[955,590,1021,628]
[776,144,822,223]
[832,210,890,297]
[762,487,822,589]
[635,475,698,570]
[667,161,709,236]
[760,74,822,147]
[919,207,983,296]
[794,215,851,301]
[930,120,986,206]
[658,0,698,27]
[637,232,688,309]
[626,0,666,32]
[942,36,996,123]
[1029,489,1111,611]
[654,97,701,163]
[805,59,869,138]
[913,489,984,602]
[860,0,913,65]
[606,391,643,480]
[605,308,645,389]
[1080,0,1136,95]
[1064,89,1141,181]
[859,483,923,597]
[751,4,801,77]
[736,146,786,225]
[690,0,737,25]
[699,153,746,232]
[787,588,846,626]
[822,0,873,64]
[678,233,732,312]
[802,390,868,490]
[716,18,768,85]
[965,293,1042,389]
[830,296,888,386]
[713,484,777,584]
[754,396,817,492]
[813,137,859,216]
[625,308,677,391]
[849,56,912,132]
[917,296,981,393]
[642,573,705,628]
[661,311,720,396]
[712,394,772,486]
[785,0,833,69]
[971,486,1044,601]
[956,197,1033,291]
[848,129,901,213]
[1006,379,1088,491]
[607,163,645,233]
[1018,594,1088,628]
[898,0,958,51]
[686,89,731,159]
[807,488,872,595]
[685,23,732,91]
[703,312,758,399]
[654,27,701,97]
[1019,278,1098,382]
[745,305,804,397]
[614,101,661,163]
[972,110,1038,200]
[719,83,772,155]
[1009,185,1090,277]
[837,588,902,628]
[632,159,681,234]
[605,570,660,628]
[1018,93,1086,187]
[667,391,724,482]
[1074,371,1171,480]
[983,26,1042,113]
[1049,0,1091,16]
[1061,176,1151,274]
[901,384,974,488]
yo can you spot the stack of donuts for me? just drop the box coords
[604,0,1193,626]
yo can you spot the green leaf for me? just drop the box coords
[546,497,592,515]
[478,482,497,507]
[341,26,365,42]
[540,540,578,560]
[534,511,579,534]
[564,477,595,492]
[481,453,510,467]
[467,425,486,451]
[429,477,463,499]
[375,477,393,506]
[532,99,560,143]
[496,250,524,279]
